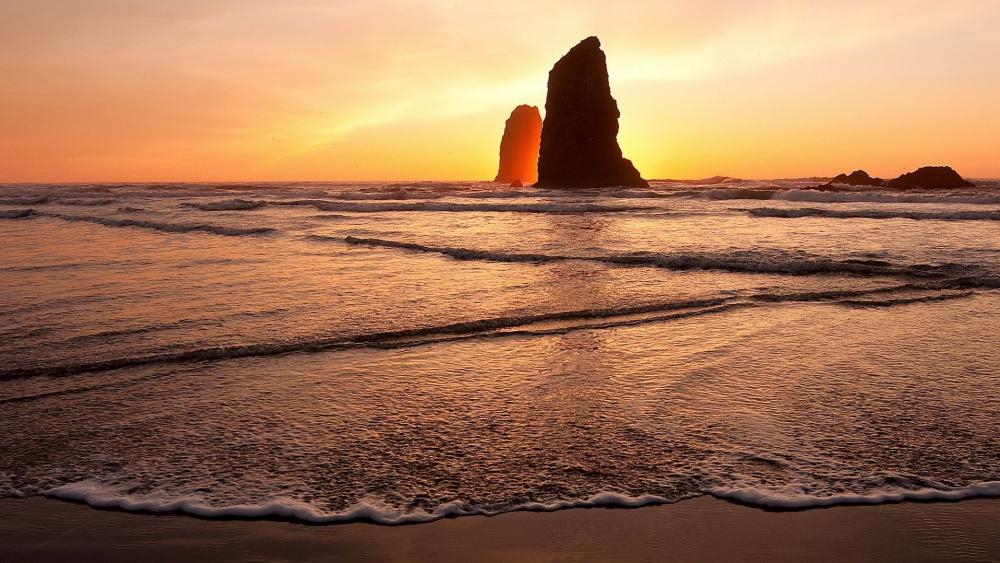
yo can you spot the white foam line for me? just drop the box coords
[749,207,1000,221]
[709,481,1000,508]
[46,482,676,525]
[698,188,1000,205]
[44,479,1000,525]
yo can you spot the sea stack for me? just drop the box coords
[885,166,975,189]
[826,170,885,187]
[536,37,647,188]
[494,105,542,184]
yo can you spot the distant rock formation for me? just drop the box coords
[494,105,542,184]
[827,170,885,187]
[886,166,975,189]
[536,37,647,188]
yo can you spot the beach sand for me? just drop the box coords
[2,497,998,562]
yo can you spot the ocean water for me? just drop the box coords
[1,179,999,524]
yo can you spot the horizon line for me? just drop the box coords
[3,176,1000,186]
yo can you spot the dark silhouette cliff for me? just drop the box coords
[886,166,975,189]
[495,105,542,184]
[536,37,647,188]
[827,170,885,187]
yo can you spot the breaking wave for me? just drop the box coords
[772,190,1000,205]
[307,190,446,201]
[0,209,274,236]
[456,190,533,199]
[705,188,779,200]
[606,189,681,199]
[339,236,955,278]
[58,198,117,207]
[835,292,976,307]
[0,209,34,219]
[692,188,1000,205]
[0,197,49,205]
[183,199,266,211]
[748,207,1000,221]
[188,199,647,214]
[0,196,115,207]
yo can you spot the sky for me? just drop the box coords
[2,0,999,182]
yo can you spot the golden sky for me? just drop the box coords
[2,0,998,182]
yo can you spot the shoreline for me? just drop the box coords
[3,496,1000,562]
[30,484,1000,524]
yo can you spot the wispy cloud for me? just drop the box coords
[1,0,997,180]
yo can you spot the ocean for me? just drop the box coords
[1,179,999,524]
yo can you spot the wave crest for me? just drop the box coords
[188,199,646,214]
[183,199,266,211]
[0,208,34,219]
[689,188,1000,205]
[748,207,1000,221]
[0,209,275,236]
[341,236,953,278]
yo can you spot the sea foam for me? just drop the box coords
[43,479,1000,525]
[709,480,1000,509]
[695,188,1000,205]
[748,207,1000,221]
[45,481,678,525]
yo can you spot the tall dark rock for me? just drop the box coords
[536,37,647,188]
[494,105,542,184]
[885,166,975,189]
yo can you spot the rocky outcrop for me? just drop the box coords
[494,105,542,184]
[536,37,647,188]
[827,170,885,187]
[886,166,975,189]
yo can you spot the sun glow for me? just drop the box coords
[2,0,998,182]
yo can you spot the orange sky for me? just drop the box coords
[2,1,999,182]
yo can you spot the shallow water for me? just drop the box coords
[2,179,999,523]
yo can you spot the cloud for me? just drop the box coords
[1,0,997,180]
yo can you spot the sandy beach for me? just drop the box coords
[3,497,999,562]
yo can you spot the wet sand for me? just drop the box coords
[2,496,998,562]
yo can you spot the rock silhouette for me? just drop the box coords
[494,105,542,184]
[536,37,647,188]
[827,170,885,187]
[886,166,975,189]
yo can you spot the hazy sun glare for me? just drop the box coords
[2,0,998,182]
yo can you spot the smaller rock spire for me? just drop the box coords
[494,105,542,184]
